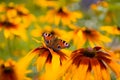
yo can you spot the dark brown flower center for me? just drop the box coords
[1,64,14,74]
[0,64,17,80]
[17,11,28,16]
[0,21,16,28]
[83,29,92,34]
[1,65,13,74]
[6,6,15,10]
[117,26,120,31]
[83,48,96,58]
[57,8,68,17]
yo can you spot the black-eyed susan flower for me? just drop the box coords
[14,4,36,28]
[71,27,111,48]
[100,25,120,35]
[31,43,69,80]
[39,7,82,26]
[0,15,27,40]
[0,53,36,80]
[63,46,120,80]
[0,3,36,41]
[0,2,35,28]
[30,31,71,80]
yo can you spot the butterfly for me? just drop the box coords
[42,32,70,51]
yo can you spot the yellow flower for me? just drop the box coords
[39,7,82,26]
[31,43,69,80]
[100,26,120,35]
[0,15,27,41]
[14,4,36,28]
[0,55,36,80]
[31,30,70,80]
[71,27,111,48]
[30,30,70,79]
[63,46,120,80]
[0,2,35,28]
[0,3,36,41]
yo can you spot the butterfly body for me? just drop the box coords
[42,32,70,51]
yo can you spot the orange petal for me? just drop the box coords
[106,60,120,78]
[99,60,110,80]
[90,58,102,80]
[73,57,89,80]
[85,69,91,80]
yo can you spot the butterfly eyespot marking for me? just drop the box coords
[43,32,53,37]
[48,34,50,36]
[46,40,50,44]
[64,42,69,47]
[43,33,48,37]
[62,40,65,43]
[57,45,61,49]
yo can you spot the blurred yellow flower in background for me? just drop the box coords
[0,15,27,41]
[71,27,111,48]
[0,2,35,28]
[0,56,34,80]
[90,0,109,11]
[100,25,120,35]
[39,7,82,26]
[63,46,120,80]
[0,3,36,41]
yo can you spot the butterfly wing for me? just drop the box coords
[58,39,70,48]
[42,32,70,51]
[42,32,55,47]
[52,39,70,51]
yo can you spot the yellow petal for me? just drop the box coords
[100,34,111,42]
[4,29,11,38]
[36,56,47,71]
[54,15,60,26]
